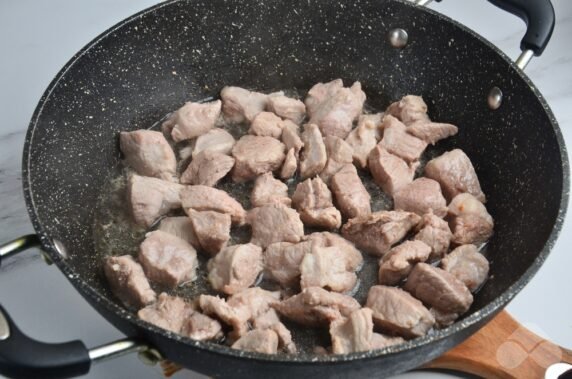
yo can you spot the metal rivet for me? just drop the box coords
[52,239,69,260]
[488,87,503,110]
[41,252,53,265]
[0,310,10,340]
[137,348,163,366]
[388,28,408,48]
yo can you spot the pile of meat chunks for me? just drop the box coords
[105,79,494,355]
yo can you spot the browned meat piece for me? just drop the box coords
[404,263,473,314]
[302,209,343,230]
[300,246,358,293]
[227,287,281,319]
[248,204,304,248]
[180,185,246,225]
[448,193,494,245]
[280,148,298,179]
[292,176,335,211]
[273,287,361,327]
[424,149,486,202]
[253,309,297,353]
[368,146,418,196]
[379,115,427,162]
[231,329,279,354]
[249,111,284,138]
[267,95,306,125]
[103,255,156,308]
[120,130,177,181]
[306,80,366,138]
[330,308,374,354]
[341,211,421,257]
[393,178,447,217]
[414,213,453,260]
[331,164,371,219]
[386,95,429,126]
[180,151,235,186]
[281,120,304,154]
[158,216,199,247]
[138,293,189,333]
[406,121,458,145]
[139,231,198,288]
[304,232,363,271]
[231,135,286,182]
[379,240,431,285]
[430,308,459,329]
[441,244,489,292]
[181,311,223,341]
[215,288,293,350]
[207,243,263,295]
[292,176,341,229]
[220,86,281,123]
[345,113,384,169]
[320,136,353,184]
[371,333,405,349]
[305,79,344,116]
[188,209,231,256]
[128,175,184,228]
[251,172,291,207]
[199,295,250,337]
[192,128,236,158]
[162,100,222,142]
[264,241,313,287]
[299,123,327,178]
[366,285,435,338]
[227,288,295,351]
[279,122,302,179]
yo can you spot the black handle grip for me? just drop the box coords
[0,305,91,379]
[488,0,555,56]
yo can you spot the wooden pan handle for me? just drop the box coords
[425,310,572,378]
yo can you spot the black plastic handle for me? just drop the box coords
[488,0,555,56]
[0,235,150,378]
[0,305,91,379]
[0,235,91,378]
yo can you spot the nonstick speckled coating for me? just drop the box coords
[21,0,568,377]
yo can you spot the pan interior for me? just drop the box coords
[23,0,565,364]
[91,89,460,354]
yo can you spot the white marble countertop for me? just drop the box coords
[0,1,570,378]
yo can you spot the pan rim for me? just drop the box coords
[20,0,570,366]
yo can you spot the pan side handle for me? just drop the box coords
[425,310,572,379]
[416,0,556,69]
[0,234,41,266]
[487,0,555,57]
[0,236,153,379]
[0,305,92,379]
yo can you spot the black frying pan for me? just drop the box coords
[0,0,568,378]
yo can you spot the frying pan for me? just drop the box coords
[0,0,568,377]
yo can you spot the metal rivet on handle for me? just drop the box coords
[52,239,69,260]
[41,252,53,265]
[388,28,408,48]
[137,348,163,366]
[0,310,10,340]
[488,87,503,110]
